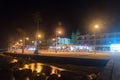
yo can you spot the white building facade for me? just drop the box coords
[58,37,71,46]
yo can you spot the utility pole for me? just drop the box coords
[55,22,62,53]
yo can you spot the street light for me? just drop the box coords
[20,39,22,42]
[94,24,99,54]
[26,37,29,40]
[95,25,99,29]
[32,41,35,43]
[58,31,62,34]
[55,30,62,53]
[37,34,41,48]
[20,37,29,54]
[52,38,55,41]
[25,37,29,50]
[38,34,41,38]
[16,42,19,45]
[34,34,42,54]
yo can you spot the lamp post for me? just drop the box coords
[34,34,41,54]
[55,30,61,53]
[38,34,41,38]
[26,37,29,41]
[32,41,35,43]
[94,24,99,54]
[21,37,29,54]
[37,34,41,51]
[20,39,22,42]
[25,37,29,50]
[52,38,55,41]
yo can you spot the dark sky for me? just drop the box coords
[0,0,120,48]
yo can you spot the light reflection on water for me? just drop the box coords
[21,63,64,75]
[0,62,90,80]
[13,63,66,80]
[10,59,18,63]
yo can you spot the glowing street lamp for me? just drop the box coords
[15,42,19,45]
[20,39,22,42]
[95,24,99,29]
[37,34,41,45]
[32,41,35,43]
[26,37,29,40]
[25,37,29,48]
[58,31,62,34]
[52,38,56,46]
[52,38,55,41]
[34,34,42,54]
[94,24,99,54]
[55,30,62,53]
[38,34,41,38]
[54,22,64,52]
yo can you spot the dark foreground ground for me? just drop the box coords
[5,53,109,67]
[0,52,110,80]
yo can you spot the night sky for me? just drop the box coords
[0,0,120,48]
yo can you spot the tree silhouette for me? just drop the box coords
[71,32,76,44]
[71,30,80,44]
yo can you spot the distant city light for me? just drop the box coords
[110,44,120,52]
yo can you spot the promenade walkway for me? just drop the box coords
[10,49,112,59]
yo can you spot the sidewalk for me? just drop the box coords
[9,50,112,59]
[40,51,112,59]
[111,56,120,80]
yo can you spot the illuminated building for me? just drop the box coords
[77,32,120,52]
[50,37,71,49]
[58,37,71,47]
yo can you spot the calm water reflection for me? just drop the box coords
[14,63,87,80]
[0,62,91,80]
[17,63,64,77]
